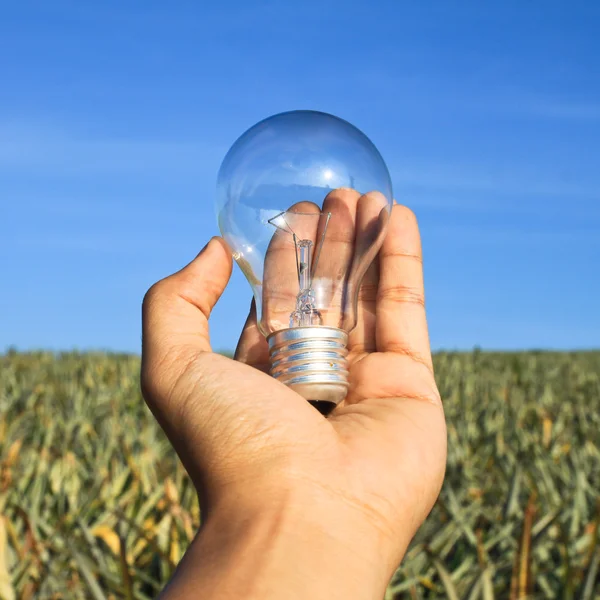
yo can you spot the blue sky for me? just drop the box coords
[1,0,598,353]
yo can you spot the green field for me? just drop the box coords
[1,350,599,599]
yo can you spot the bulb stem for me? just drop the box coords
[297,239,313,291]
[290,238,322,328]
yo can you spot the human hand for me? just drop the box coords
[141,190,447,599]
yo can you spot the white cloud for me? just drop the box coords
[0,120,226,177]
[391,162,600,202]
[527,101,600,121]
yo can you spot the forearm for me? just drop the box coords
[159,493,400,600]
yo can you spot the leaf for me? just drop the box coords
[578,548,600,600]
[511,492,536,599]
[73,552,108,600]
[0,517,15,600]
[481,567,494,600]
[3,440,22,467]
[532,508,560,541]
[92,525,121,555]
[432,558,460,600]
[503,465,521,520]
[542,415,552,448]
[164,477,179,505]
[119,534,134,600]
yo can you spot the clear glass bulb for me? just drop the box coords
[216,110,393,411]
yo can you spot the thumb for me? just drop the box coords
[141,237,232,405]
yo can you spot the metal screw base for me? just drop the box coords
[267,326,349,406]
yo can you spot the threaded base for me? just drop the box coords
[267,326,349,406]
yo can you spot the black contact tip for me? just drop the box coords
[308,400,337,416]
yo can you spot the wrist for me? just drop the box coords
[161,487,403,600]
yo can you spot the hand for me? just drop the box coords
[141,190,447,599]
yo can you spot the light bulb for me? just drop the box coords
[216,110,393,413]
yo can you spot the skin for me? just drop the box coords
[141,191,447,599]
